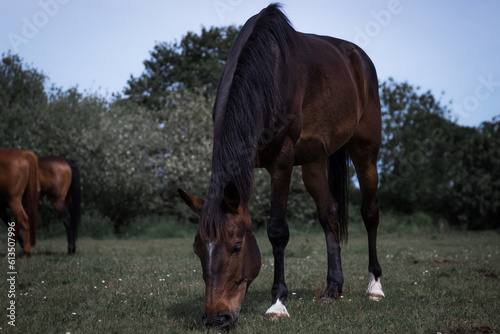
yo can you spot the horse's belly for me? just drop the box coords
[294,119,356,166]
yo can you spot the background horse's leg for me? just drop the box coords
[0,206,10,224]
[347,140,384,300]
[9,198,31,257]
[50,197,76,254]
[0,206,25,249]
[302,161,344,298]
[264,139,295,318]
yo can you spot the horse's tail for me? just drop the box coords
[328,146,350,245]
[24,151,39,246]
[66,159,81,240]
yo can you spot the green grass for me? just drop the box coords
[1,220,499,333]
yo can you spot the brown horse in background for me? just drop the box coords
[0,148,39,257]
[38,156,81,254]
[1,154,81,254]
[178,4,384,329]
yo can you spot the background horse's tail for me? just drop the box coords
[24,151,39,246]
[328,146,350,245]
[66,159,81,240]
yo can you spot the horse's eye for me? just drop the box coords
[232,245,242,254]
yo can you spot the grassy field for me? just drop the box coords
[1,221,499,333]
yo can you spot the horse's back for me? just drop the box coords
[293,34,380,165]
[38,156,72,199]
[0,148,35,199]
[301,34,378,93]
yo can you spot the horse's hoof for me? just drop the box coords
[366,272,385,301]
[368,293,384,301]
[322,289,342,300]
[266,312,289,321]
[265,299,290,320]
[323,282,343,299]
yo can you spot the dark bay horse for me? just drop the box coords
[38,156,81,254]
[0,148,39,257]
[178,4,384,329]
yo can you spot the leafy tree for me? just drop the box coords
[0,53,167,230]
[378,78,454,213]
[124,26,240,110]
[444,118,500,229]
[378,78,500,229]
[0,52,47,110]
[0,52,48,146]
[157,88,213,222]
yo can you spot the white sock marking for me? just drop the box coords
[265,299,290,317]
[366,272,385,300]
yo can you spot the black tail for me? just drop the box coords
[328,146,350,244]
[66,159,81,240]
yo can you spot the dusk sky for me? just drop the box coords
[2,0,499,126]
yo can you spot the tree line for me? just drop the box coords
[1,25,498,232]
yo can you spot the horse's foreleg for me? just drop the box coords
[264,139,295,319]
[266,213,290,319]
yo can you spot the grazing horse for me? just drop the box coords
[1,155,82,254]
[37,156,81,254]
[178,4,384,329]
[0,148,39,257]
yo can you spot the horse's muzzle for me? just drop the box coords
[202,311,237,329]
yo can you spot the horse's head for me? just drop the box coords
[178,184,261,329]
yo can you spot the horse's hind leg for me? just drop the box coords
[0,206,25,249]
[302,161,344,298]
[0,206,11,224]
[9,198,31,257]
[347,138,384,300]
[50,197,75,254]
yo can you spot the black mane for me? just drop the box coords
[200,4,296,239]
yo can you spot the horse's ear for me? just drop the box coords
[178,188,204,215]
[222,181,240,213]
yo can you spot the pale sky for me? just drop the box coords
[1,0,499,126]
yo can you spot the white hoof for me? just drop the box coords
[265,299,290,319]
[366,272,385,301]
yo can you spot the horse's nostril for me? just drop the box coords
[202,312,216,327]
[202,311,235,329]
[218,311,233,324]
